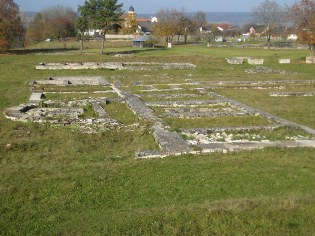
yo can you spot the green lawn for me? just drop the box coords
[0,43,315,234]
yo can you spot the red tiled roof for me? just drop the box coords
[137,18,151,22]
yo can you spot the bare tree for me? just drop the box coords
[286,0,315,55]
[253,0,284,48]
[41,6,77,40]
[190,11,207,43]
[192,11,207,30]
[25,6,77,45]
[156,8,180,43]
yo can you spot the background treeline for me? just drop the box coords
[0,0,314,55]
[25,6,77,45]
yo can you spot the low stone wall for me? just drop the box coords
[226,58,244,64]
[163,111,249,118]
[29,93,43,103]
[306,57,315,64]
[204,80,315,87]
[141,93,200,99]
[269,92,315,97]
[36,62,197,71]
[245,66,293,74]
[153,124,191,154]
[31,76,108,86]
[5,104,36,121]
[146,100,223,107]
[247,58,264,65]
[279,59,291,64]
[36,62,124,70]
[180,125,283,134]
[91,102,109,118]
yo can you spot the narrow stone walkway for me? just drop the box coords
[153,123,191,154]
[198,140,315,152]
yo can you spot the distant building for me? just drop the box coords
[132,35,151,48]
[122,6,158,34]
[217,23,230,32]
[287,34,298,40]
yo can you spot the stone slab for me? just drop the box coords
[306,57,315,64]
[153,124,191,153]
[279,59,291,64]
[247,58,264,65]
[29,93,43,103]
[226,58,244,64]
[91,102,109,118]
[269,92,315,97]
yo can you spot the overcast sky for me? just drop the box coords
[15,0,296,13]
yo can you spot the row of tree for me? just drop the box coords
[0,0,314,55]
[153,0,314,54]
[155,9,207,44]
[253,0,315,50]
[25,6,77,45]
[0,0,24,51]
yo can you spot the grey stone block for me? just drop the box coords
[247,58,264,65]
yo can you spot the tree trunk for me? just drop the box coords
[310,44,315,56]
[267,35,271,49]
[177,35,180,43]
[80,39,83,54]
[184,34,187,44]
[101,34,105,54]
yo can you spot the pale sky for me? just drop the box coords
[15,0,296,13]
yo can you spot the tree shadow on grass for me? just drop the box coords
[9,48,78,55]
[105,47,167,55]
[8,47,167,56]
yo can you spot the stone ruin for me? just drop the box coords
[247,58,264,65]
[133,79,315,158]
[306,57,315,64]
[36,62,196,71]
[5,77,122,133]
[227,56,315,65]
[4,73,315,159]
[269,92,315,97]
[245,66,296,74]
[279,59,291,64]
[29,76,109,86]
[226,57,264,65]
[227,57,293,65]
[226,58,244,64]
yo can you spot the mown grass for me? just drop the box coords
[44,92,119,101]
[34,84,113,92]
[166,116,275,130]
[104,102,140,125]
[215,88,315,129]
[0,44,315,234]
[1,147,314,234]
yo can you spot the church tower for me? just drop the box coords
[128,6,136,20]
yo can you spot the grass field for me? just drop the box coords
[0,42,315,234]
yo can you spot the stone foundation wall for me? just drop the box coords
[247,58,264,65]
[279,59,291,64]
[226,58,244,64]
[306,57,315,64]
[36,62,197,71]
